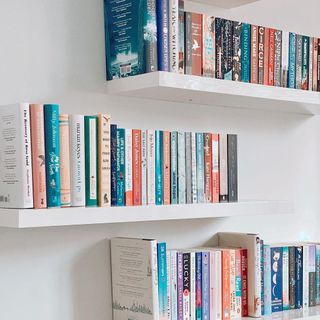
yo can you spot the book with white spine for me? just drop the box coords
[141,130,147,205]
[169,250,178,320]
[281,31,289,87]
[191,132,197,203]
[169,0,179,73]
[147,130,156,204]
[177,132,186,204]
[303,244,310,309]
[213,250,222,320]
[125,129,133,206]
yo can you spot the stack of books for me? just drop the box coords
[0,103,237,209]
[104,0,320,91]
[111,234,320,320]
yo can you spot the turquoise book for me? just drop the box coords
[196,133,205,203]
[157,243,168,320]
[155,130,163,205]
[170,132,178,204]
[288,33,296,89]
[44,104,61,208]
[241,23,251,83]
[85,116,98,206]
[116,128,125,206]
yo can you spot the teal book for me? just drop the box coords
[85,116,98,206]
[196,133,205,203]
[170,131,178,204]
[241,23,251,82]
[157,243,168,320]
[44,104,61,208]
[288,33,296,88]
[155,130,163,205]
[116,128,125,206]
[301,36,310,90]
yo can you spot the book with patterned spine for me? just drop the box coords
[223,19,233,80]
[215,18,224,79]
[301,36,310,90]
[233,21,242,82]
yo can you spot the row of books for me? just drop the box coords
[104,0,320,91]
[111,234,320,320]
[0,103,237,209]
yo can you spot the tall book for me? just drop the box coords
[69,115,85,207]
[156,0,169,71]
[185,132,192,204]
[155,130,163,205]
[170,131,178,204]
[219,134,228,202]
[295,246,303,309]
[158,243,168,320]
[227,134,238,202]
[30,104,46,209]
[141,130,147,205]
[309,245,317,307]
[133,129,142,205]
[271,247,283,312]
[177,132,186,204]
[98,114,111,207]
[110,124,117,206]
[258,26,265,85]
[0,103,33,208]
[301,36,310,90]
[178,0,185,74]
[182,252,191,320]
[195,251,202,320]
[268,28,275,86]
[241,249,249,317]
[116,128,125,206]
[263,27,270,85]
[147,130,156,205]
[59,114,71,207]
[211,134,219,203]
[282,31,289,87]
[191,13,202,76]
[111,237,159,320]
[44,104,60,208]
[309,38,314,91]
[163,131,171,205]
[303,244,310,309]
[169,0,179,73]
[241,23,251,83]
[223,19,233,80]
[274,30,282,87]
[295,34,303,89]
[222,250,231,320]
[263,245,272,316]
[190,252,196,320]
[289,246,296,309]
[215,18,224,79]
[191,132,198,203]
[196,133,205,203]
[211,250,222,320]
[169,250,178,320]
[204,133,212,203]
[282,246,289,310]
[185,12,192,75]
[84,116,98,207]
[177,252,184,320]
[251,25,259,84]
[232,21,242,82]
[125,129,133,206]
[312,38,318,91]
[288,33,297,88]
[202,15,215,78]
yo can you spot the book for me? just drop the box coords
[44,104,60,208]
[222,250,231,320]
[169,250,178,320]
[212,250,222,320]
[155,130,163,205]
[133,129,142,205]
[163,131,171,205]
[125,129,133,206]
[169,0,179,73]
[212,134,219,203]
[98,114,111,207]
[295,34,303,89]
[295,246,303,309]
[185,12,192,75]
[301,36,310,90]
[204,133,212,203]
[268,28,275,86]
[178,0,185,74]
[227,134,238,202]
[141,130,147,205]
[190,251,196,320]
[274,30,282,87]
[260,239,264,315]
[309,245,317,307]
[30,104,47,209]
[110,124,117,206]
[263,27,270,85]
[316,245,320,305]
[232,21,242,82]
[289,246,296,309]
[219,134,228,202]
[281,31,289,87]
[0,103,33,208]
[282,246,289,310]
[196,133,205,203]
[195,252,202,320]
[241,23,251,83]
[318,39,320,91]
[191,13,202,76]
[183,252,191,320]
[235,250,242,318]
[202,251,210,320]
[84,116,98,206]
[177,252,184,320]
[241,249,248,317]
[166,252,171,320]
[111,237,159,320]
[158,243,168,320]
[263,245,271,316]
[59,114,71,207]
[69,115,86,207]
[313,38,318,91]
[303,245,310,308]
[202,15,215,78]
[156,0,169,71]
[170,131,178,204]
[271,247,283,312]
[251,25,259,84]
[230,249,236,318]
[223,19,233,80]
[185,132,192,204]
[116,128,125,206]
[177,132,186,204]
[258,26,265,85]
[215,18,224,79]
[309,38,314,91]
[288,33,297,88]
[191,132,198,204]
[147,130,156,205]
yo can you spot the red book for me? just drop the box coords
[211,133,219,203]
[268,28,275,86]
[250,25,259,84]
[263,28,269,85]
[132,129,141,205]
[163,131,171,205]
[241,249,249,317]
[204,133,212,202]
[191,13,203,76]
[222,250,231,320]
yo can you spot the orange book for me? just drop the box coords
[313,37,318,91]
[163,131,171,205]
[211,134,219,203]
[222,250,231,320]
[268,29,275,86]
[204,133,212,203]
[132,129,142,205]
[263,28,269,85]
[30,104,47,208]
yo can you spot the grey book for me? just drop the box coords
[227,134,238,202]
[274,30,282,87]
[185,132,192,204]
[184,12,192,75]
[295,34,303,89]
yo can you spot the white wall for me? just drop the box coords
[0,0,319,319]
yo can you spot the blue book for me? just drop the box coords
[156,0,169,71]
[155,130,163,205]
[44,104,61,207]
[295,246,303,309]
[260,239,265,315]
[116,128,125,206]
[202,252,210,320]
[110,124,117,206]
[241,23,251,82]
[157,243,168,319]
[288,33,297,88]
[170,132,178,204]
[316,246,320,304]
[263,245,272,316]
[271,247,283,313]
[301,36,310,90]
[196,133,205,203]
[195,252,202,320]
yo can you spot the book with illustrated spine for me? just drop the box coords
[223,19,233,80]
[215,18,224,79]
[177,132,186,204]
[163,131,171,205]
[141,130,147,205]
[191,132,197,204]
[191,13,203,76]
[155,130,163,205]
[125,129,133,206]
[271,247,283,313]
[274,30,282,87]
[202,15,215,78]
[110,124,117,206]
[185,132,192,204]
[133,129,142,205]
[241,23,251,83]
[232,21,242,82]
[116,128,125,206]
[170,132,178,204]
[147,130,155,205]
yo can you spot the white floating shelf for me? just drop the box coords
[107,72,320,115]
[0,200,292,228]
[192,0,260,9]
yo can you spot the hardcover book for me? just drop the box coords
[155,130,163,205]
[271,247,283,313]
[163,131,171,205]
[250,25,259,84]
[232,21,242,82]
[177,132,186,204]
[110,124,118,206]
[116,128,125,206]
[241,23,251,83]
[223,19,233,80]
[202,15,215,78]
[258,26,265,85]
[147,130,156,205]
[133,129,142,205]
[170,131,178,204]
[125,129,133,206]
[156,0,169,71]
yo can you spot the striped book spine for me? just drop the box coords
[44,104,61,208]
[288,33,297,88]
[116,128,125,206]
[177,132,186,204]
[30,104,47,209]
[141,130,147,205]
[274,30,282,87]
[163,131,171,205]
[263,27,270,85]
[268,28,275,86]
[282,31,289,87]
[132,129,142,205]
[185,132,192,204]
[295,34,303,89]
[258,26,265,85]
[178,0,185,74]
[170,132,178,204]
[110,124,117,206]
[155,130,163,205]
[147,130,156,205]
[191,132,198,203]
[212,134,219,203]
[241,23,251,82]
[202,15,215,78]
[196,133,205,202]
[125,129,133,206]
[204,133,212,203]
[301,36,310,90]
[250,25,259,84]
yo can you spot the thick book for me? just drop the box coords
[222,250,231,320]
[147,130,156,205]
[288,33,297,88]
[263,27,270,86]
[282,246,289,310]
[44,104,60,208]
[116,128,125,206]
[158,243,168,320]
[191,132,198,204]
[289,246,296,309]
[125,129,133,206]
[223,19,233,80]
[111,237,159,320]
[295,34,303,89]
[185,132,192,204]
[0,103,33,208]
[191,13,202,76]
[98,114,111,207]
[30,104,46,209]
[227,134,238,202]
[185,12,192,75]
[133,129,142,205]
[204,133,212,203]
[241,249,249,317]
[215,18,224,79]
[202,252,210,320]
[301,36,310,90]
[282,31,289,88]
[219,134,228,202]
[69,115,85,207]
[177,132,186,204]
[156,0,169,71]
[183,252,191,320]
[170,131,178,204]
[271,247,283,312]
[169,0,179,73]
[268,29,275,86]
[274,30,282,87]
[59,114,71,207]
[263,245,272,316]
[84,116,98,206]
[295,246,303,309]
[250,25,259,84]
[110,124,117,206]
[212,133,219,203]
[241,23,251,83]
[155,130,163,205]
[202,15,215,78]
[258,26,265,85]
[163,131,171,205]
[141,130,147,205]
[178,0,185,74]
[196,133,205,203]
[232,21,242,82]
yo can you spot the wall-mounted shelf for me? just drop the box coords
[107,71,320,115]
[0,200,292,228]
[192,0,260,9]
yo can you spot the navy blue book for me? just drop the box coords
[271,247,283,313]
[156,0,169,71]
[110,124,117,206]
[116,128,125,206]
[295,246,303,309]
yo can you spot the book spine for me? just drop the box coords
[196,133,205,203]
[195,252,202,320]
[219,134,228,202]
[254,237,262,317]
[44,104,60,207]
[125,129,133,206]
[214,251,222,320]
[204,133,212,203]
[263,27,270,85]
[288,33,297,88]
[163,131,171,205]
[241,249,248,317]
[110,124,117,206]
[98,114,111,207]
[85,116,98,207]
[289,246,296,309]
[258,26,265,85]
[191,132,198,203]
[191,13,202,76]
[301,36,310,90]
[69,115,85,207]
[116,128,125,206]
[316,245,320,304]
[296,34,303,89]
[155,130,163,205]
[282,247,290,310]
[178,0,185,74]
[318,39,320,91]
[250,25,259,84]
[222,251,230,320]
[166,252,171,320]
[132,129,142,205]
[209,251,215,320]
[170,251,178,320]
[190,252,196,320]
[156,0,169,71]
[177,252,184,320]
[227,134,237,202]
[202,252,210,320]
[313,38,319,91]
[268,28,275,86]
[260,239,264,315]
[223,19,233,80]
[157,243,168,320]
[169,0,179,73]
[241,23,251,83]
[141,130,147,205]
[274,30,282,87]
[232,21,242,82]
[59,114,71,207]
[185,132,192,204]
[177,132,186,204]
[183,252,191,320]
[211,134,219,203]
[235,250,242,318]
[295,246,303,309]
[303,245,310,308]
[309,245,317,307]
[170,131,178,204]
[230,250,236,318]
[202,15,215,78]
[185,12,192,75]
[147,130,156,205]
[281,31,289,87]
[215,18,224,79]
[309,38,314,91]
[271,247,283,312]
[263,245,272,316]
[30,104,47,208]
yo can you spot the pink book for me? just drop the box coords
[30,104,47,208]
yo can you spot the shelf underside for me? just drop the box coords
[193,0,260,8]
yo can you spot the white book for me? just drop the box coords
[212,250,222,320]
[303,244,310,309]
[177,132,186,204]
[219,134,228,202]
[125,129,133,205]
[167,251,171,320]
[0,103,33,208]
[191,132,197,203]
[169,250,178,320]
[309,39,314,91]
[111,237,159,320]
[230,250,236,319]
[147,130,156,205]
[169,0,179,73]
[141,130,147,205]
[281,31,289,88]
[190,252,196,320]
